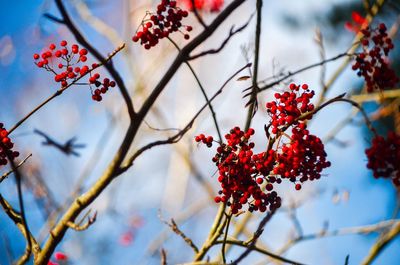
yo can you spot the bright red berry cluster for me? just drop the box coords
[352,23,398,92]
[132,0,191,49]
[195,134,213,147]
[196,84,331,214]
[33,40,115,102]
[344,11,368,33]
[197,127,282,214]
[273,123,330,189]
[180,0,224,12]
[266,83,315,134]
[366,132,400,187]
[0,123,19,167]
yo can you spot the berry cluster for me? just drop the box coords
[273,123,330,189]
[180,0,224,12]
[344,11,367,33]
[266,83,315,135]
[366,132,400,187]
[89,74,116,101]
[33,40,115,102]
[202,127,281,214]
[352,23,398,92]
[0,123,19,167]
[195,134,213,147]
[132,0,191,49]
[196,84,331,214]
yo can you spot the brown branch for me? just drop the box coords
[190,0,207,29]
[53,0,135,119]
[361,222,400,265]
[0,194,40,264]
[161,217,199,253]
[118,63,251,173]
[0,154,32,184]
[161,248,167,265]
[168,37,222,142]
[254,52,351,94]
[188,14,253,60]
[244,0,262,130]
[8,44,125,135]
[214,239,307,265]
[66,211,97,231]
[230,210,276,264]
[36,1,247,263]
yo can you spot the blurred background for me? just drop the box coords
[0,0,399,264]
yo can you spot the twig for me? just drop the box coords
[190,0,207,29]
[188,14,254,61]
[245,0,262,130]
[230,210,276,264]
[66,211,97,231]
[53,0,135,119]
[168,37,222,142]
[221,213,232,263]
[161,248,167,265]
[361,222,400,265]
[0,154,32,184]
[214,239,307,265]
[8,44,125,135]
[160,217,199,253]
[36,2,247,263]
[255,52,351,94]
[119,63,251,173]
[0,194,41,263]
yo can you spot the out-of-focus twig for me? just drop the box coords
[0,154,32,184]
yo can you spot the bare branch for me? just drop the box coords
[160,216,199,253]
[188,14,253,60]
[53,0,135,119]
[0,154,32,184]
[215,239,306,265]
[8,44,125,135]
[119,63,251,173]
[66,211,97,231]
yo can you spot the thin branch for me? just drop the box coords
[160,217,199,253]
[36,2,247,263]
[255,52,351,94]
[8,44,125,135]
[53,0,135,119]
[43,13,65,24]
[9,156,34,264]
[188,14,254,60]
[0,194,40,263]
[66,211,97,231]
[244,0,262,130]
[214,239,307,265]
[277,220,399,256]
[230,210,276,264]
[161,248,167,265]
[0,154,32,184]
[119,63,251,173]
[361,222,400,265]
[221,213,232,263]
[190,0,208,29]
[168,37,222,142]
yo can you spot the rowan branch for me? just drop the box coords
[0,154,32,184]
[188,14,253,61]
[36,1,247,263]
[8,44,125,135]
[161,217,199,253]
[53,0,135,119]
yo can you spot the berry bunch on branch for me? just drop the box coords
[34,40,116,101]
[196,84,331,214]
